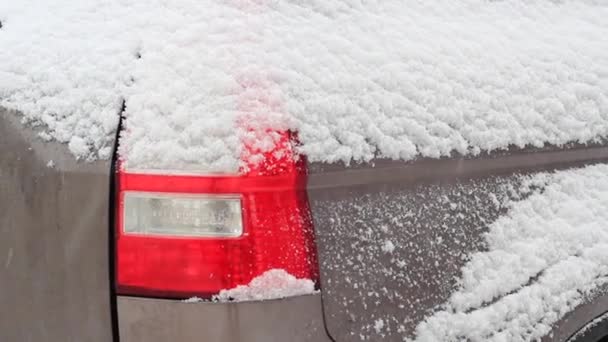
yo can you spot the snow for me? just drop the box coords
[212,269,317,302]
[182,296,203,303]
[2,1,608,171]
[0,1,132,161]
[374,319,385,334]
[68,136,91,158]
[412,164,608,341]
[181,270,317,303]
[381,240,395,254]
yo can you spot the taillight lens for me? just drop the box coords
[123,192,243,238]
[115,132,319,299]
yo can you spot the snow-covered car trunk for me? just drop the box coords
[306,146,608,341]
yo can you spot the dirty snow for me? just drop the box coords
[413,164,608,341]
[212,269,316,302]
[2,1,608,171]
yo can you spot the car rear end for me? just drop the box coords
[3,1,608,341]
[4,107,608,342]
[112,125,608,342]
[114,137,608,342]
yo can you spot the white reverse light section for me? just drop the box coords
[123,192,243,237]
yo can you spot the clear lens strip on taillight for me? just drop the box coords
[123,192,243,238]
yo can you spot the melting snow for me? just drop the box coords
[1,1,608,171]
[212,269,316,302]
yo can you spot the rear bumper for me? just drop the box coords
[117,293,332,342]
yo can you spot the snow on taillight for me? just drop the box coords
[115,131,319,299]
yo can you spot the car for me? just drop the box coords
[1,1,608,341]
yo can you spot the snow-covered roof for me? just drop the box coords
[1,1,608,172]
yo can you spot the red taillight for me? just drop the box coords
[115,132,319,299]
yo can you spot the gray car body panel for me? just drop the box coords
[117,294,331,342]
[307,147,608,341]
[0,109,114,341]
[2,104,607,341]
[551,286,608,342]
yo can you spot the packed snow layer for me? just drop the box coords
[212,269,316,302]
[413,164,608,341]
[2,1,608,171]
